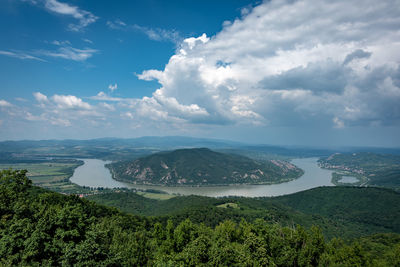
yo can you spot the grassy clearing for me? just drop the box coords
[137,191,176,200]
[217,202,239,209]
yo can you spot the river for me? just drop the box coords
[70,157,334,197]
[70,159,128,188]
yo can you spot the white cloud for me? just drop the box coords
[24,111,42,121]
[333,117,345,128]
[107,19,181,43]
[33,92,48,102]
[134,0,400,128]
[0,100,12,107]
[40,46,98,61]
[90,91,125,102]
[108,83,117,92]
[52,94,92,110]
[106,19,126,29]
[6,0,399,142]
[14,93,110,129]
[183,33,209,50]
[99,102,115,111]
[44,0,98,32]
[82,38,93,44]
[133,25,180,43]
[49,117,71,126]
[51,40,71,46]
[15,97,28,102]
[0,50,45,61]
[122,112,134,119]
[1,42,97,62]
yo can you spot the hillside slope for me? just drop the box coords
[88,186,400,239]
[107,148,303,185]
[2,169,400,266]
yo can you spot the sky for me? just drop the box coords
[0,0,400,147]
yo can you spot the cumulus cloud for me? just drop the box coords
[0,100,12,107]
[33,92,48,102]
[52,94,92,110]
[90,91,125,102]
[260,60,349,94]
[16,92,116,131]
[44,0,98,32]
[132,0,400,129]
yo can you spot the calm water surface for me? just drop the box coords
[70,159,128,188]
[70,157,334,197]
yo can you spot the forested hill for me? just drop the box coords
[2,169,400,266]
[107,148,303,185]
[88,186,400,239]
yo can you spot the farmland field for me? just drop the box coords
[0,159,86,193]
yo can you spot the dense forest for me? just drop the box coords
[88,186,400,240]
[1,169,400,266]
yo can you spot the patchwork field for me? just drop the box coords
[0,160,87,193]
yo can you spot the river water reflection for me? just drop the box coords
[70,157,334,197]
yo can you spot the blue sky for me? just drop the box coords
[1,0,400,147]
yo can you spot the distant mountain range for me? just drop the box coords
[1,136,399,162]
[107,148,304,185]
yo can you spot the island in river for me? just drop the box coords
[105,148,303,186]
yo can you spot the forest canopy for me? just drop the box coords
[1,169,400,266]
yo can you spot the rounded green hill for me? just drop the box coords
[107,148,303,186]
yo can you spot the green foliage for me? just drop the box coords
[271,186,400,237]
[89,186,400,239]
[2,169,400,266]
[108,148,303,185]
